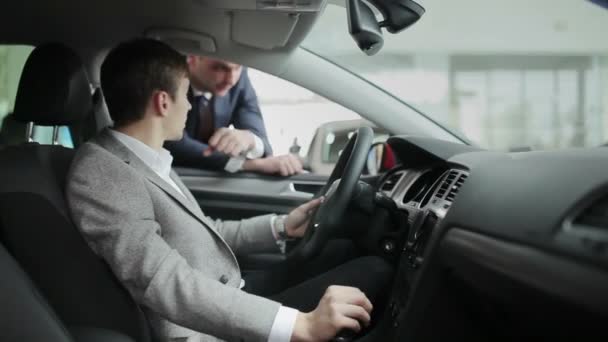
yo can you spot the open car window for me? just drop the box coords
[249,68,388,175]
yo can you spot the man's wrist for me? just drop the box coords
[242,158,259,172]
[291,312,313,342]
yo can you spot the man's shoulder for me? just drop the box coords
[69,140,132,179]
[223,68,252,97]
[72,141,113,166]
[66,139,149,206]
[235,68,252,91]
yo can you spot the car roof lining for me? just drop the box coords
[0,0,325,66]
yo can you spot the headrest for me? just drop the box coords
[13,43,92,126]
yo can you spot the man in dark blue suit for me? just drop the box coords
[165,56,303,176]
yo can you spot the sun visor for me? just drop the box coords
[230,11,300,49]
[192,0,326,50]
[146,28,217,54]
[194,0,326,12]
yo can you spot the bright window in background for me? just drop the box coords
[0,45,72,147]
[0,45,33,144]
[248,68,389,175]
[302,0,608,151]
[248,68,360,156]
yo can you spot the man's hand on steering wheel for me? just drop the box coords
[285,197,325,238]
[287,127,374,262]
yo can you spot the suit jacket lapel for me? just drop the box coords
[168,170,219,230]
[170,170,198,206]
[145,168,239,265]
[93,130,222,238]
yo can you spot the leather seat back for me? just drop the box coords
[0,242,73,342]
[0,43,150,342]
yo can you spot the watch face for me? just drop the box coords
[278,216,286,232]
[277,215,289,239]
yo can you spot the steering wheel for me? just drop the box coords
[288,126,374,262]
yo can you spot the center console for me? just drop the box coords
[382,169,469,337]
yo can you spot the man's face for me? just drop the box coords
[188,56,242,97]
[165,76,192,141]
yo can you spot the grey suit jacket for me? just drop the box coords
[66,129,282,342]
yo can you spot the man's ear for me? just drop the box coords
[152,90,171,117]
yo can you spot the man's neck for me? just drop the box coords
[114,122,164,151]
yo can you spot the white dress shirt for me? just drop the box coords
[109,129,298,342]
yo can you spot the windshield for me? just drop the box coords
[303,0,608,151]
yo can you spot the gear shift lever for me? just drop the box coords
[331,329,358,342]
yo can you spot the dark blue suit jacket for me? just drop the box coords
[165,69,273,170]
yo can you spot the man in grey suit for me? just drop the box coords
[67,39,391,342]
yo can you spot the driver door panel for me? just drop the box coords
[175,167,327,220]
[175,167,328,270]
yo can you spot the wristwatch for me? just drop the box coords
[274,214,290,240]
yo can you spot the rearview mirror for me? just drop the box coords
[346,0,384,56]
[346,0,425,55]
[371,0,425,33]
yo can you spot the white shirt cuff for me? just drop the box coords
[270,215,279,240]
[224,156,245,173]
[224,135,263,172]
[268,306,299,342]
[246,135,265,159]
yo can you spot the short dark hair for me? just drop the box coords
[100,38,188,127]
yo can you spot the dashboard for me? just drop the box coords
[373,135,608,341]
[380,167,467,218]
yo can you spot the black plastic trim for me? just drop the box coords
[174,166,329,182]
[440,228,608,317]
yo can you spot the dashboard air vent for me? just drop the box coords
[573,195,608,229]
[435,170,459,199]
[446,173,469,202]
[381,171,404,193]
